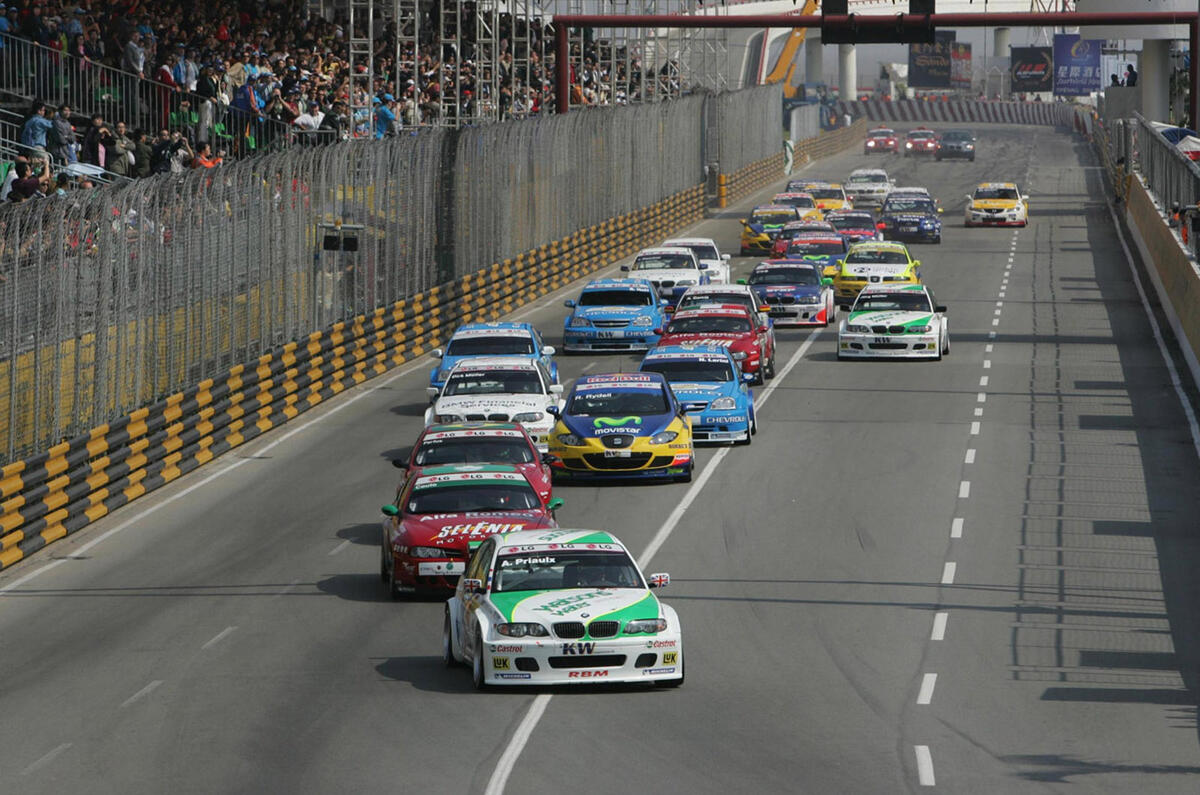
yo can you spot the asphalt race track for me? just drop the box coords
[4,124,1200,794]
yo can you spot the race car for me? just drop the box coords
[662,237,732,284]
[825,210,881,244]
[675,284,776,352]
[656,304,775,384]
[379,464,562,597]
[430,322,558,392]
[837,283,949,360]
[935,129,976,161]
[781,233,849,276]
[443,528,683,689]
[833,241,921,308]
[769,192,824,221]
[844,168,894,208]
[425,358,565,450]
[864,126,899,154]
[547,372,694,482]
[398,422,553,504]
[562,278,669,353]
[790,181,852,213]
[770,219,839,257]
[745,260,835,326]
[964,182,1028,227]
[639,345,756,444]
[622,246,710,304]
[740,204,802,256]
[904,127,938,157]
[877,191,943,244]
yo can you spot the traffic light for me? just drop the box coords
[821,0,936,44]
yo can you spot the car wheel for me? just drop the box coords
[379,534,390,583]
[735,413,754,446]
[388,558,406,601]
[471,633,489,690]
[765,351,777,380]
[933,235,942,244]
[942,331,950,357]
[656,650,684,688]
[443,608,457,667]
[969,155,975,162]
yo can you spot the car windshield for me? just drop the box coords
[633,254,694,271]
[492,549,644,592]
[774,195,816,209]
[908,131,934,139]
[786,241,844,256]
[567,389,669,416]
[829,215,874,230]
[847,249,910,265]
[752,211,795,225]
[578,289,654,306]
[808,188,844,200]
[406,482,540,514]
[869,130,894,138]
[942,131,972,141]
[666,315,752,334]
[853,292,933,313]
[849,173,887,184]
[676,243,720,261]
[975,187,1019,200]
[641,359,735,382]
[750,267,821,286]
[413,438,535,466]
[677,294,755,314]
[444,369,544,396]
[884,199,937,214]
[446,335,534,356]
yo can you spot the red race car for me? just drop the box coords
[655,304,776,384]
[864,127,899,154]
[904,127,938,157]
[771,219,838,257]
[398,422,553,503]
[380,463,562,597]
[825,210,881,244]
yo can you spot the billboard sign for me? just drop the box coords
[951,41,972,88]
[1011,46,1053,92]
[1053,34,1103,95]
[909,31,955,89]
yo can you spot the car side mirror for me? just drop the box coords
[426,387,439,399]
[965,194,972,201]
[822,278,833,286]
[541,452,560,465]
[836,259,844,266]
[546,405,560,417]
[542,345,556,356]
[547,497,564,511]
[758,325,769,334]
[663,305,675,314]
[620,265,630,272]
[721,253,731,261]
[653,327,664,335]
[563,299,576,308]
[913,260,921,268]
[648,573,670,588]
[549,384,564,394]
[381,504,399,517]
[462,578,483,594]
[742,372,755,383]
[698,262,708,270]
[391,460,408,470]
[935,305,947,313]
[736,278,747,285]
[937,208,943,214]
[431,348,443,359]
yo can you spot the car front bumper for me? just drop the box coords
[687,411,751,443]
[482,635,684,685]
[965,211,1026,227]
[839,332,941,359]
[562,329,660,352]
[766,302,828,325]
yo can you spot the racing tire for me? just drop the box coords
[735,413,755,446]
[942,334,950,357]
[379,539,390,584]
[443,609,457,667]
[656,652,684,688]
[933,235,942,244]
[388,559,407,601]
[1020,220,1028,227]
[969,155,975,162]
[764,352,777,380]
[471,634,489,691]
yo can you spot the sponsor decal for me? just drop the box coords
[594,416,642,428]
[435,522,528,540]
[492,645,522,653]
[500,556,556,567]
[643,667,676,675]
[416,472,525,486]
[425,429,525,440]
[493,657,511,670]
[662,652,679,665]
[562,642,597,655]
[496,672,532,680]
[645,640,677,649]
[531,591,608,617]
[567,670,609,679]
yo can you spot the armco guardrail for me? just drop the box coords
[837,99,1075,127]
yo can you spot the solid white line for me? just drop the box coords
[983,360,992,369]
[328,539,352,556]
[483,694,553,795]
[119,680,162,709]
[970,421,980,435]
[201,626,237,650]
[979,376,989,387]
[973,407,983,417]
[950,517,964,538]
[942,561,957,584]
[964,449,976,464]
[915,745,936,786]
[977,393,986,403]
[931,612,948,641]
[20,743,72,776]
[958,481,970,499]
[917,673,938,704]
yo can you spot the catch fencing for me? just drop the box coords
[1111,113,1200,216]
[709,84,783,176]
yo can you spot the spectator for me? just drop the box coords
[80,113,111,167]
[169,133,194,173]
[150,128,174,173]
[122,31,146,78]
[191,141,222,168]
[53,172,71,197]
[374,94,396,139]
[20,102,54,156]
[49,105,78,165]
[132,129,153,178]
[1111,74,1122,87]
[1125,63,1138,87]
[106,121,136,177]
[0,154,27,201]
[10,158,50,200]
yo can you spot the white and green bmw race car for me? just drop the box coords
[838,283,949,360]
[443,529,684,689]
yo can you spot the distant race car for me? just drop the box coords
[740,204,802,255]
[443,528,683,689]
[825,210,881,244]
[833,241,922,308]
[964,182,1028,227]
[770,192,824,221]
[425,357,565,450]
[864,126,899,154]
[838,283,949,360]
[430,322,557,392]
[904,127,938,157]
[656,304,776,384]
[844,168,894,208]
[662,237,732,284]
[770,219,839,257]
[878,192,943,244]
[745,260,836,326]
[675,284,776,352]
[936,129,976,161]
[547,372,695,482]
[790,181,852,213]
[399,422,553,504]
[379,464,562,597]
[640,345,756,444]
[622,246,710,304]
[562,278,669,353]
[782,233,849,276]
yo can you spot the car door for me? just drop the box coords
[460,538,495,659]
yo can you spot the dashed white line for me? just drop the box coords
[973,407,983,416]
[958,481,971,499]
[985,343,994,353]
[20,743,72,776]
[328,539,351,556]
[964,449,976,464]
[202,626,237,650]
[992,318,1001,326]
[995,301,1004,308]
[983,360,992,369]
[977,392,987,403]
[994,308,1002,316]
[581,362,598,372]
[120,680,162,709]
[998,291,1006,298]
[931,612,949,641]
[917,673,938,704]
[941,561,957,584]
[915,745,936,786]
[979,376,989,387]
[951,517,964,538]
[970,421,980,435]
[988,331,997,340]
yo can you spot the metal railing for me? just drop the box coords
[1129,112,1200,214]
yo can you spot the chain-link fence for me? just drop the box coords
[707,84,783,177]
[1129,112,1200,215]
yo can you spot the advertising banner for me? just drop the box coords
[1053,33,1102,95]
[1010,46,1053,92]
[951,41,972,88]
[909,31,955,89]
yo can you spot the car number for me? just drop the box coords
[873,337,892,344]
[603,450,633,458]
[900,226,918,233]
[596,330,626,338]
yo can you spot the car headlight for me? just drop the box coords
[435,414,464,423]
[906,142,913,148]
[846,324,870,333]
[511,412,545,423]
[570,316,592,328]
[709,397,738,410]
[798,294,820,304]
[407,546,446,559]
[649,431,678,445]
[907,325,932,333]
[557,432,587,446]
[965,144,974,150]
[883,276,909,282]
[630,316,654,327]
[624,618,668,634]
[496,622,550,638]
[676,279,696,287]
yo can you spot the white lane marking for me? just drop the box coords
[328,539,352,556]
[917,673,938,705]
[995,301,1004,308]
[973,407,983,417]
[951,517,964,538]
[979,376,989,387]
[958,481,971,499]
[964,449,976,464]
[983,360,992,369]
[0,354,433,598]
[998,291,1006,298]
[120,680,162,709]
[487,330,824,795]
[992,318,1001,326]
[581,362,598,372]
[20,743,72,776]
[931,612,948,641]
[201,626,237,650]
[977,393,986,403]
[970,421,980,435]
[941,562,957,584]
[994,308,1002,316]
[1108,201,1200,462]
[915,745,936,786]
[271,578,301,600]
[985,343,994,353]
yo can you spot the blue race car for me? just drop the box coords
[877,193,943,244]
[745,260,836,327]
[562,278,669,353]
[639,345,756,445]
[430,322,558,391]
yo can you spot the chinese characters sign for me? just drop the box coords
[1053,34,1102,95]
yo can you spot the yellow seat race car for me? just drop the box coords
[790,181,853,213]
[740,205,802,256]
[832,241,921,308]
[964,182,1028,227]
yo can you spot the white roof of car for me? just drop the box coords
[636,246,695,258]
[859,282,930,296]
[889,187,931,196]
[849,168,890,178]
[446,356,539,372]
[663,237,718,247]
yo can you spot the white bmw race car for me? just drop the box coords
[662,237,732,284]
[838,283,949,360]
[444,529,684,689]
[425,357,565,450]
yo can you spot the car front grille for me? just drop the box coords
[592,319,629,328]
[587,621,620,638]
[868,342,907,350]
[463,413,510,422]
[583,452,653,470]
[548,655,627,669]
[554,622,586,638]
[766,296,796,305]
[600,434,636,449]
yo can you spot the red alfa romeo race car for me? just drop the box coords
[655,304,776,384]
[864,126,899,154]
[398,422,553,503]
